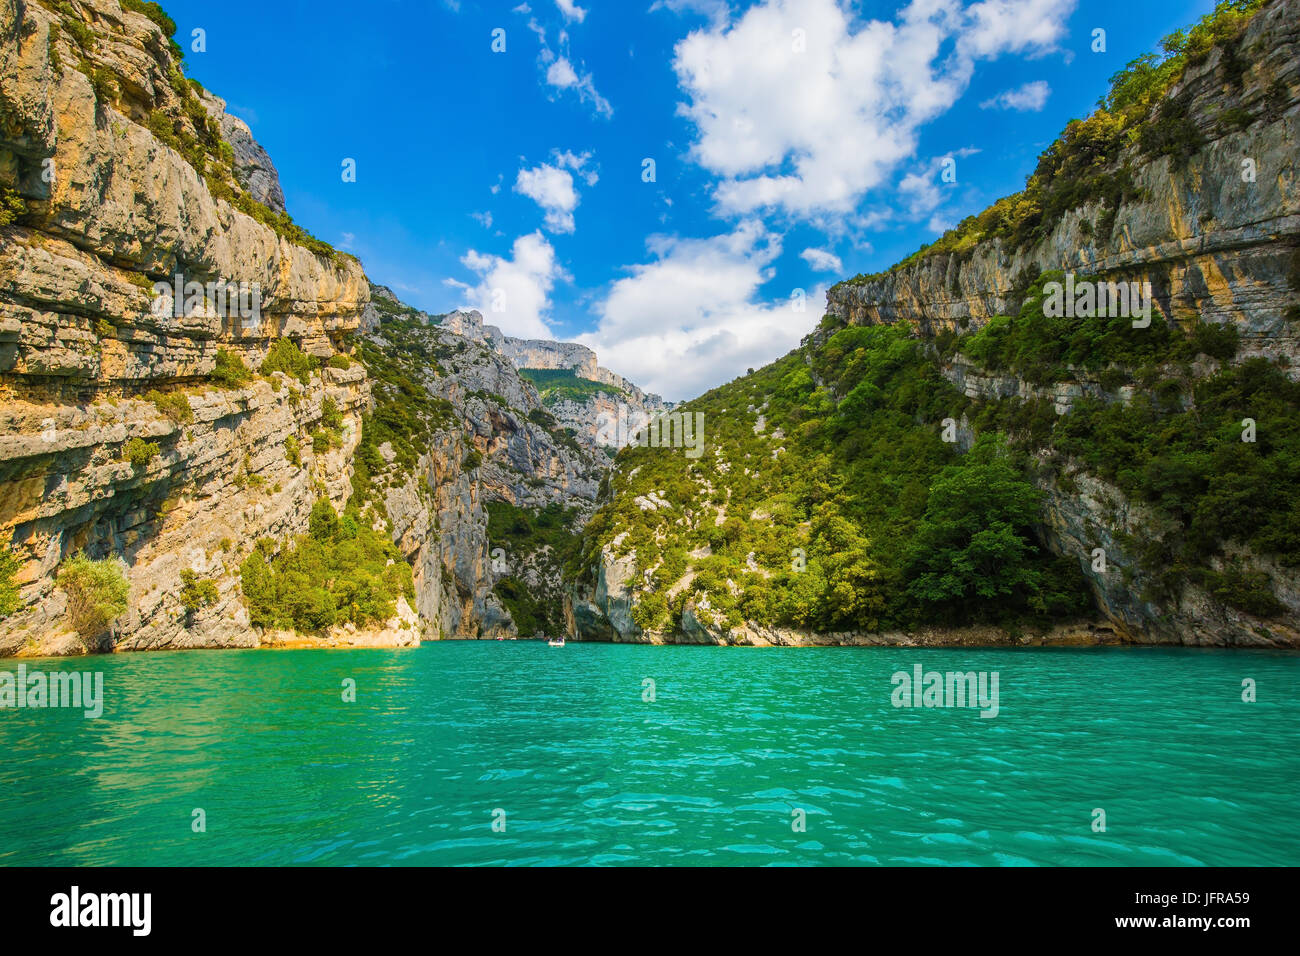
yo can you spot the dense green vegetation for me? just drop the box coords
[0,187,27,227]
[0,549,20,619]
[955,270,1239,385]
[239,500,414,632]
[178,569,218,617]
[56,553,130,641]
[837,0,1268,287]
[124,437,160,469]
[579,322,1091,635]
[487,500,582,636]
[350,324,457,508]
[519,367,627,406]
[1050,360,1300,603]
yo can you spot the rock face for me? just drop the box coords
[0,0,367,384]
[356,300,608,640]
[824,0,1299,364]
[379,293,670,449]
[0,2,646,653]
[810,0,1300,648]
[500,337,670,447]
[0,365,371,655]
[201,92,286,215]
[0,0,375,654]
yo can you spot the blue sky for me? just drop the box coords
[167,0,1215,400]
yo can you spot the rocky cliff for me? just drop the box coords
[353,295,607,639]
[820,0,1300,647]
[0,0,636,654]
[0,0,399,653]
[366,285,669,450]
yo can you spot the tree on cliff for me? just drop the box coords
[56,553,130,644]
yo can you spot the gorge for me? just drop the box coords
[1,0,1298,656]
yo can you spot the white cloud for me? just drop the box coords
[471,211,493,228]
[545,56,613,117]
[554,0,587,22]
[446,232,564,339]
[800,247,843,272]
[520,10,613,118]
[554,149,599,186]
[980,79,1050,111]
[673,0,1074,219]
[578,221,812,400]
[515,163,581,233]
[898,164,945,217]
[513,151,598,233]
[651,0,731,20]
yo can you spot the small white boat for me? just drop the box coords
[547,637,566,647]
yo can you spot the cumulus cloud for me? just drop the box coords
[673,0,1074,219]
[578,221,813,400]
[513,151,598,233]
[979,79,1050,111]
[515,164,580,233]
[445,232,564,339]
[554,0,587,22]
[800,248,843,272]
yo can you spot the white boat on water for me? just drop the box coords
[547,636,565,647]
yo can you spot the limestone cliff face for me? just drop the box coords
[366,287,669,450]
[824,0,1299,363]
[356,302,607,640]
[498,337,669,447]
[0,0,380,653]
[812,0,1300,648]
[1,0,368,387]
[0,366,389,654]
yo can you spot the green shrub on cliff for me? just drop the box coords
[211,348,253,388]
[178,569,219,616]
[0,187,28,227]
[124,437,161,469]
[56,553,129,642]
[260,338,319,385]
[144,388,194,424]
[0,549,21,619]
[239,500,413,633]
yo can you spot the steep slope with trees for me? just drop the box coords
[571,0,1300,648]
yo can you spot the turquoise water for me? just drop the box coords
[1,642,1297,866]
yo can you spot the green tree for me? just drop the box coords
[0,548,21,618]
[904,445,1044,619]
[56,553,130,642]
